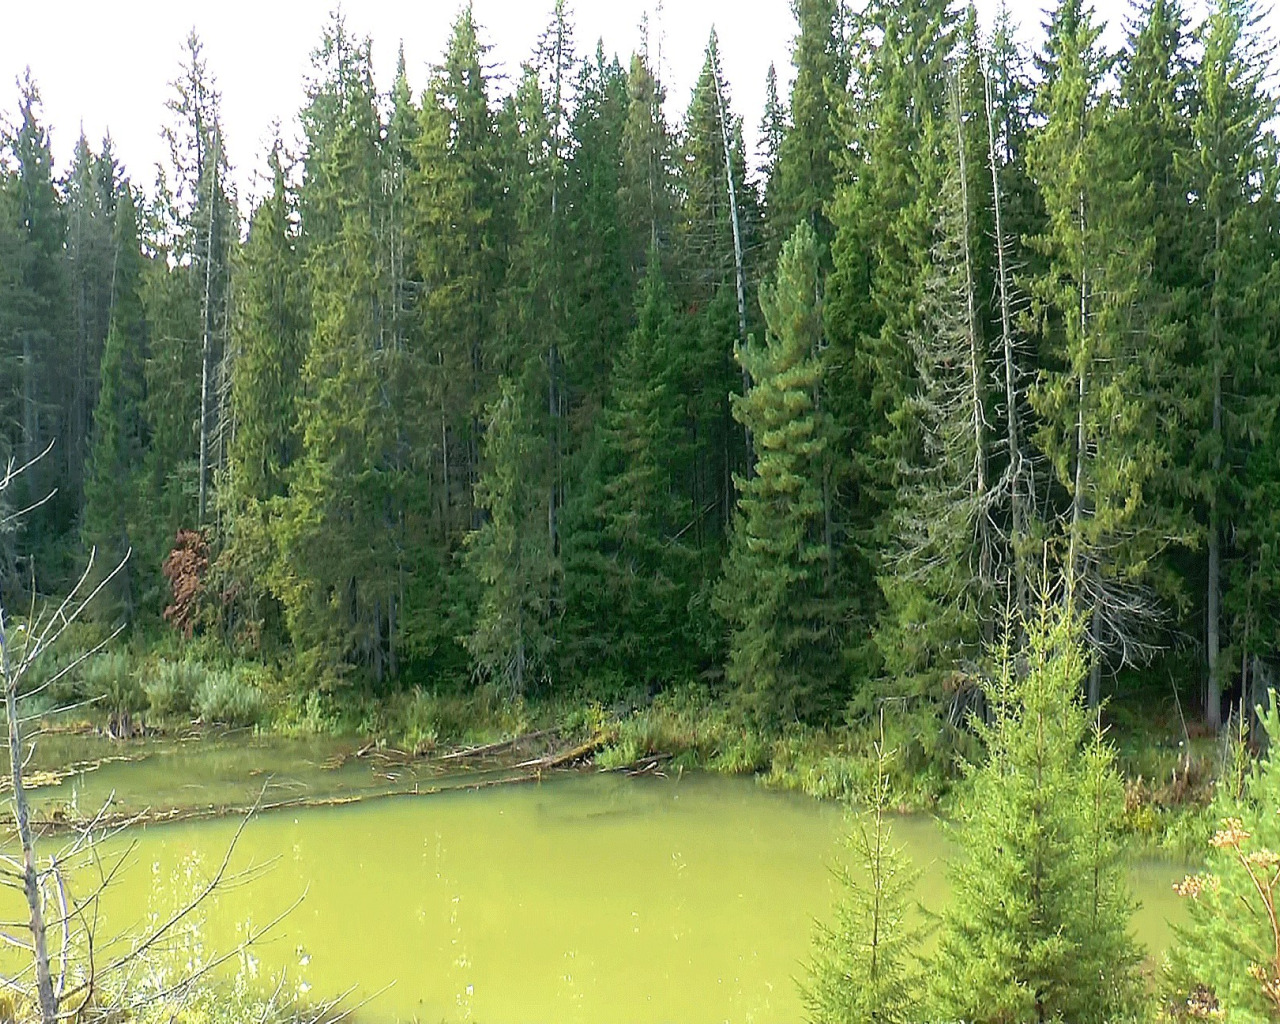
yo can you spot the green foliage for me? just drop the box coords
[929,600,1145,1023]
[193,667,267,727]
[83,651,147,724]
[802,733,926,1024]
[145,657,208,718]
[464,378,560,695]
[1166,698,1280,1020]
[717,221,847,725]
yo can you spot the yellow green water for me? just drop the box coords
[9,740,1189,1023]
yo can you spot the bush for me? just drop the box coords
[144,658,208,718]
[1166,699,1280,1020]
[83,652,146,735]
[193,668,267,727]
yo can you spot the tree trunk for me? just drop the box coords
[985,68,1026,618]
[1,607,58,1024]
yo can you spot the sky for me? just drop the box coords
[0,0,1266,205]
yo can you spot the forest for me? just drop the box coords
[2,0,1280,1018]
[5,0,1278,745]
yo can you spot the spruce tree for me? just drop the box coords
[465,377,559,696]
[219,145,304,646]
[717,221,845,725]
[929,599,1144,1023]
[1027,0,1178,704]
[561,255,695,686]
[772,0,847,256]
[1185,0,1278,730]
[802,730,925,1024]
[83,186,148,614]
[5,73,70,543]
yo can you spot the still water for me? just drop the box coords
[27,761,1186,1024]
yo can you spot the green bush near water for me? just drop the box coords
[193,667,268,727]
[144,657,208,718]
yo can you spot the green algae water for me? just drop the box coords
[8,742,1189,1023]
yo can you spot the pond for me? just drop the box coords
[9,737,1189,1023]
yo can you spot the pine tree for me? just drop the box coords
[5,73,70,544]
[276,19,399,685]
[875,65,994,709]
[677,31,761,552]
[62,133,119,512]
[411,5,504,542]
[1027,0,1178,704]
[929,599,1145,1023]
[219,144,304,646]
[717,221,845,725]
[772,0,847,256]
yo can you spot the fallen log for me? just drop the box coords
[515,733,611,771]
[435,727,559,763]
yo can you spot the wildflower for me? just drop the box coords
[1210,818,1251,849]
[1175,874,1205,899]
[1246,848,1280,870]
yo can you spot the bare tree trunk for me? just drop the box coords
[985,69,1027,618]
[712,58,753,477]
[197,141,220,526]
[1,607,57,1024]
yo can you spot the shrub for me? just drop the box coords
[83,652,146,737]
[144,658,207,718]
[1166,699,1280,1020]
[193,668,266,727]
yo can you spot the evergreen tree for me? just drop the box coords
[4,73,70,543]
[802,729,925,1024]
[277,19,399,685]
[1027,0,1178,703]
[717,222,845,725]
[219,145,303,647]
[772,0,847,255]
[62,133,119,512]
[465,377,559,695]
[875,65,995,709]
[929,599,1145,1023]
[411,5,504,542]
[1185,0,1278,730]
[83,186,148,614]
[561,255,695,685]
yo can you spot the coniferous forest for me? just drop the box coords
[3,0,1280,770]
[6,0,1280,1020]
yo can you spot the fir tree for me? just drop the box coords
[929,598,1145,1023]
[465,377,559,695]
[83,186,148,614]
[802,727,925,1024]
[1185,0,1278,730]
[561,254,695,685]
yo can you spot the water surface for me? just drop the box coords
[26,768,1187,1024]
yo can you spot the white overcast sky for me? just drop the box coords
[0,0,1268,205]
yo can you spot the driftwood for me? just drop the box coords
[604,752,673,776]
[516,733,610,771]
